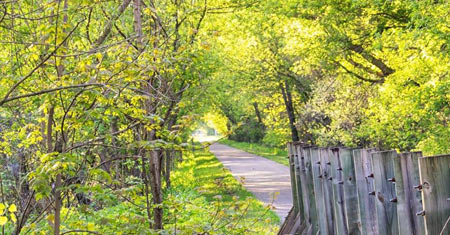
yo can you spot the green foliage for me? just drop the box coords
[16,150,279,235]
[204,0,449,155]
[262,129,290,149]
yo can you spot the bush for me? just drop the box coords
[262,129,290,148]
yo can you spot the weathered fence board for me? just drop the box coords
[287,143,300,215]
[418,154,450,235]
[330,148,348,235]
[339,148,361,235]
[310,148,329,235]
[393,152,426,235]
[293,145,306,223]
[297,145,319,234]
[352,148,378,235]
[319,148,335,235]
[297,144,311,228]
[371,150,399,235]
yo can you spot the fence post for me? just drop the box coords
[340,148,361,235]
[371,150,399,235]
[392,152,425,235]
[418,154,450,235]
[293,144,306,222]
[352,148,378,235]
[287,143,300,215]
[319,148,335,235]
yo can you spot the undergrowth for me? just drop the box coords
[21,149,279,234]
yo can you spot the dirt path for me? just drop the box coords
[209,143,292,220]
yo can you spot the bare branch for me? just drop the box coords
[0,83,104,106]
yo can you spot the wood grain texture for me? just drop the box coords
[293,144,306,223]
[297,145,319,235]
[418,154,450,235]
[319,148,335,235]
[330,148,349,235]
[371,150,399,235]
[310,148,328,235]
[393,152,425,235]
[340,148,361,235]
[352,148,378,235]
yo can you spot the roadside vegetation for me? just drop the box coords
[220,139,288,166]
[4,150,278,234]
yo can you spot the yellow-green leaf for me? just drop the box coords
[0,216,7,226]
[87,222,95,230]
[9,204,17,213]
[10,213,17,223]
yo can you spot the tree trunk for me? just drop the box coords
[253,102,264,124]
[280,80,300,142]
[132,0,143,46]
[149,150,163,229]
[53,174,62,235]
[53,1,69,233]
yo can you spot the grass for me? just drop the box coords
[19,149,280,235]
[168,148,280,234]
[219,139,289,166]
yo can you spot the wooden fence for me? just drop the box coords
[279,142,449,235]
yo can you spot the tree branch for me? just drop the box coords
[93,0,132,47]
[0,21,82,106]
[348,44,395,77]
[336,61,384,83]
[0,83,104,106]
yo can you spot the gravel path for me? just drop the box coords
[209,143,293,220]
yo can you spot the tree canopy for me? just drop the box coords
[0,0,448,234]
